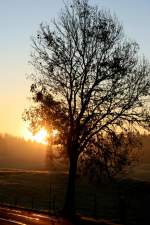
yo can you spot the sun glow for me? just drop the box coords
[51,129,59,137]
[32,129,48,144]
[22,127,59,145]
[22,128,48,145]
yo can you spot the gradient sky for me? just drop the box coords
[0,0,150,138]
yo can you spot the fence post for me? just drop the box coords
[49,183,52,212]
[31,197,34,209]
[0,196,3,205]
[93,193,97,218]
[52,194,56,212]
[119,195,127,225]
[14,197,18,206]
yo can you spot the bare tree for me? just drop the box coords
[24,0,150,216]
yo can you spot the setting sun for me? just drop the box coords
[22,127,60,145]
[22,128,48,145]
[33,129,48,145]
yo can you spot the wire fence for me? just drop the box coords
[0,183,140,225]
[0,174,150,225]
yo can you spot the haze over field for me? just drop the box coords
[0,134,46,170]
[0,134,67,171]
[0,133,149,182]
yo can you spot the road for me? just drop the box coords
[0,206,72,225]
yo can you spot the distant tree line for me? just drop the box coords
[0,134,46,170]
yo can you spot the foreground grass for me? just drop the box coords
[0,169,149,225]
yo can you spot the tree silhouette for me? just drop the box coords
[24,0,150,216]
[78,131,142,183]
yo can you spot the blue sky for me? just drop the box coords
[0,0,150,137]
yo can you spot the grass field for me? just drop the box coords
[0,168,150,225]
[129,163,150,182]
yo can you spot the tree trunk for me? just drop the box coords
[63,153,78,217]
